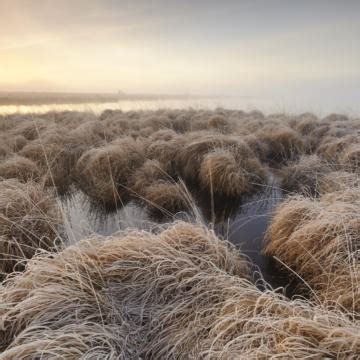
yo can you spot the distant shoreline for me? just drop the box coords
[0,91,220,106]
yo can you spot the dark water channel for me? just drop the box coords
[61,179,298,296]
[210,182,298,294]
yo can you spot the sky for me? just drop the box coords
[0,0,359,106]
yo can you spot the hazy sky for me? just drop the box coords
[0,0,359,101]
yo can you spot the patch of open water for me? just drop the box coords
[61,177,298,295]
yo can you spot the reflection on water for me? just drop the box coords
[214,179,288,290]
[61,192,154,244]
[61,176,298,295]
[213,178,302,295]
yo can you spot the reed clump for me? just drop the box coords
[257,126,305,165]
[75,138,145,210]
[19,130,85,194]
[340,144,360,172]
[265,189,360,315]
[199,148,266,197]
[0,222,359,358]
[280,154,331,196]
[0,179,62,276]
[175,134,262,185]
[140,181,191,219]
[130,159,170,196]
[319,171,360,194]
[0,156,40,183]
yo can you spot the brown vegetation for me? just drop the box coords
[0,108,359,357]
[280,154,331,196]
[265,188,360,315]
[257,126,305,164]
[0,222,358,358]
[0,156,40,183]
[319,171,360,194]
[0,179,62,276]
[340,144,360,172]
[140,181,191,219]
[199,148,266,197]
[75,138,145,209]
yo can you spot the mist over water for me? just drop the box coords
[1,95,359,117]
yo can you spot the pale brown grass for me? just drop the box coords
[265,188,360,315]
[0,179,62,277]
[0,222,358,358]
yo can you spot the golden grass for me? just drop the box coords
[140,181,192,219]
[265,188,360,315]
[175,133,260,183]
[199,148,266,197]
[0,222,358,358]
[11,118,48,141]
[0,108,360,357]
[75,138,144,209]
[280,154,331,196]
[0,156,40,183]
[147,136,185,173]
[257,126,305,164]
[0,179,62,277]
[319,171,360,194]
[317,135,360,164]
[207,115,232,133]
[292,112,318,136]
[340,144,360,172]
[19,130,86,194]
[243,133,270,161]
[130,159,170,196]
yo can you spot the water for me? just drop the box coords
[213,181,293,292]
[0,97,272,115]
[61,192,154,245]
[60,177,298,294]
[1,95,357,116]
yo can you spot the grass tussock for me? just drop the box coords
[19,131,86,194]
[316,135,359,164]
[257,126,305,165]
[11,118,48,141]
[0,179,62,276]
[175,134,264,189]
[0,108,360,357]
[140,181,192,219]
[0,156,40,183]
[319,171,360,194]
[0,222,359,358]
[130,159,170,196]
[75,138,144,210]
[147,136,185,173]
[280,154,331,196]
[1,108,358,205]
[199,148,266,197]
[265,189,360,315]
[340,143,360,172]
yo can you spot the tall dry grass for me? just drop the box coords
[0,108,359,357]
[199,148,266,197]
[0,222,358,358]
[0,179,62,277]
[0,156,40,183]
[265,187,360,315]
[279,154,331,196]
[75,138,145,210]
